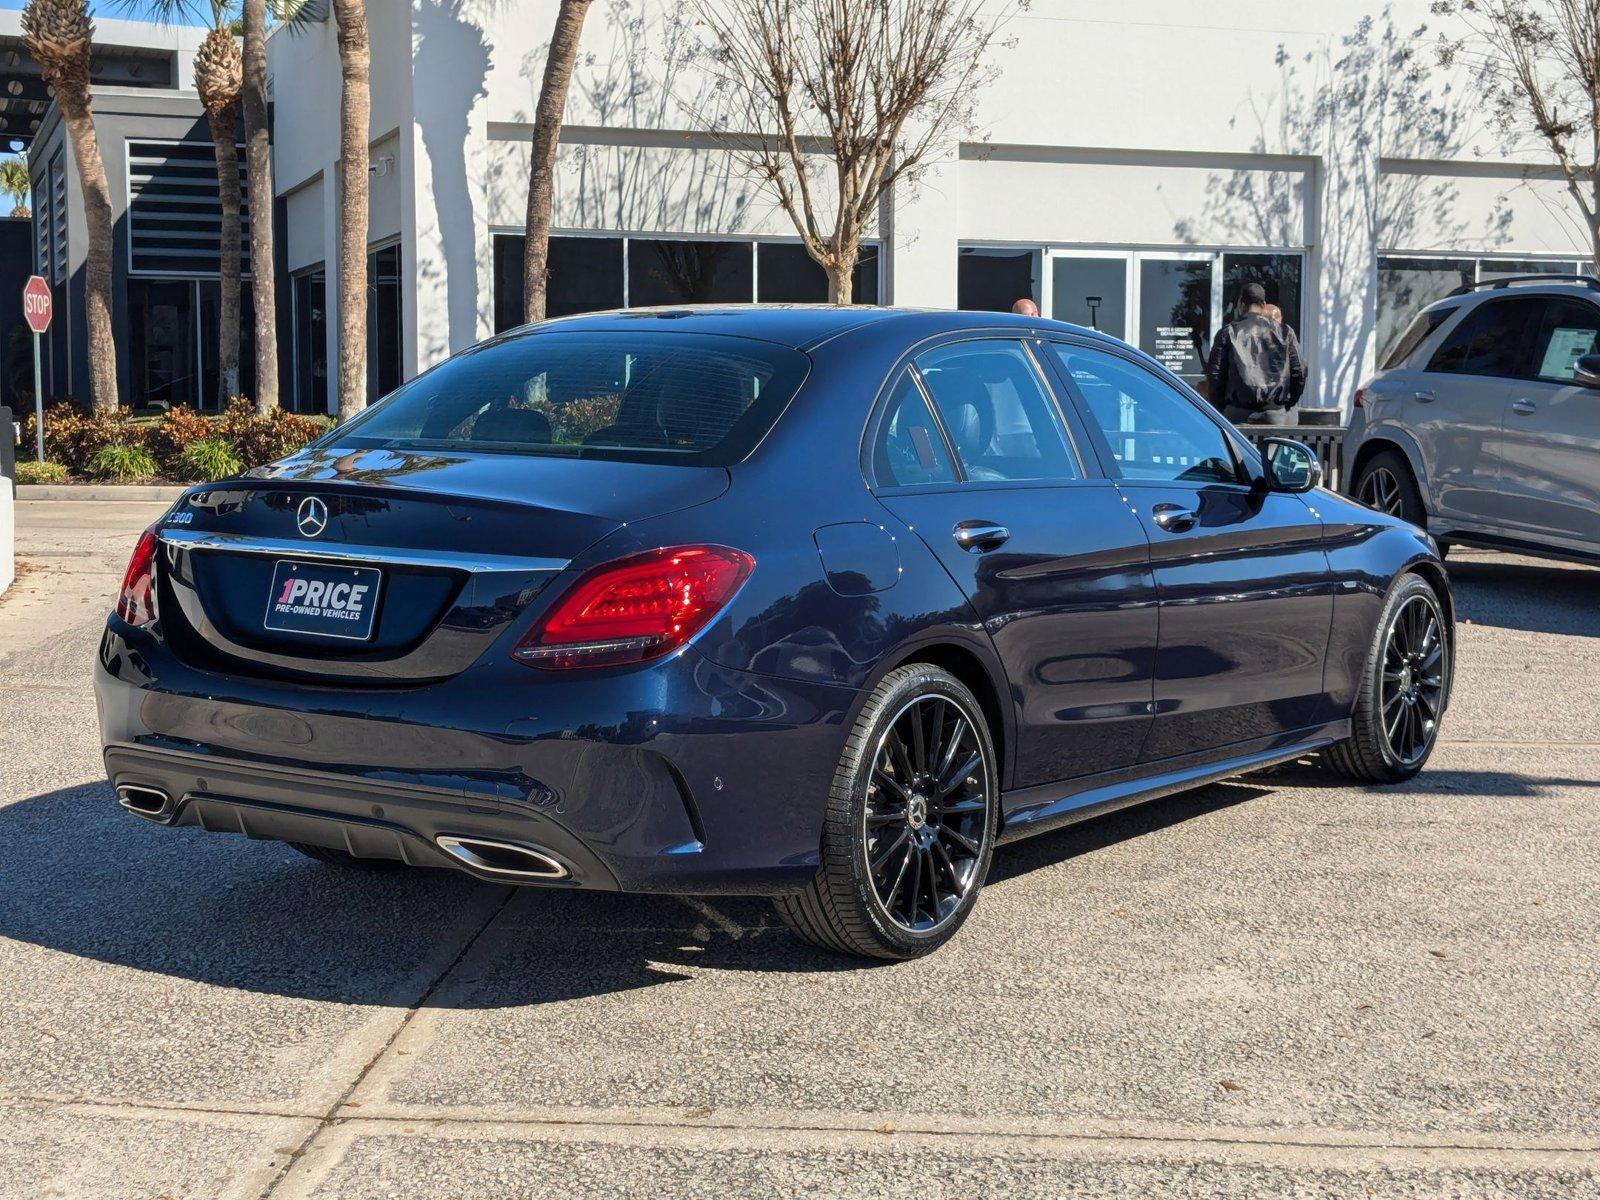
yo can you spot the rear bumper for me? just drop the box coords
[95,622,858,895]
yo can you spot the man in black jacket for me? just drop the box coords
[1204,282,1307,425]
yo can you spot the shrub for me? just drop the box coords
[88,443,160,483]
[173,437,244,482]
[23,403,148,474]
[13,460,69,485]
[216,397,325,466]
[147,405,216,474]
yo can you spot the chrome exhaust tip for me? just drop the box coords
[117,785,172,821]
[435,835,570,881]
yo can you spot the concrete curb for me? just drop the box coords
[17,484,188,502]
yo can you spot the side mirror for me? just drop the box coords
[1574,353,1600,388]
[1259,437,1323,494]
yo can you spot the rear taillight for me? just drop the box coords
[512,545,753,670]
[1353,386,1367,409]
[116,526,159,627]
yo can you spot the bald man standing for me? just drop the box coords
[1012,297,1040,317]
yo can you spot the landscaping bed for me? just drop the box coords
[15,400,332,486]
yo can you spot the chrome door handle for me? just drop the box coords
[1413,389,1435,403]
[952,520,1010,552]
[1152,503,1198,533]
[1511,399,1537,416]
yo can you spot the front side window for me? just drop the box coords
[1528,298,1600,382]
[914,341,1079,483]
[871,371,957,487]
[1427,298,1541,378]
[1048,344,1240,485]
[334,331,808,466]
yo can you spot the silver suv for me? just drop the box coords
[1345,275,1600,563]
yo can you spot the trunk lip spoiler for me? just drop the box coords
[157,529,569,576]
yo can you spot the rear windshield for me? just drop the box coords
[331,331,810,466]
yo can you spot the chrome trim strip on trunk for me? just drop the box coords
[157,529,569,575]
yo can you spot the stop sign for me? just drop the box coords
[23,275,51,334]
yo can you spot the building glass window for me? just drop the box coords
[755,242,879,303]
[367,242,403,404]
[628,238,753,306]
[1050,256,1127,339]
[491,233,881,330]
[958,247,1036,312]
[1222,252,1303,333]
[128,279,199,409]
[292,267,328,413]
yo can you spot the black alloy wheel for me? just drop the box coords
[1379,593,1446,766]
[776,664,998,959]
[1357,464,1405,515]
[864,694,989,933]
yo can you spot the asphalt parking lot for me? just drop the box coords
[2,498,1598,1199]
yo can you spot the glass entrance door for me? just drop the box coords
[1046,251,1131,340]
[1134,254,1215,390]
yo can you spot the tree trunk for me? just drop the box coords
[826,246,859,305]
[58,93,118,411]
[207,104,243,404]
[241,0,279,413]
[523,0,594,324]
[332,0,371,422]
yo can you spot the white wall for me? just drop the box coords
[0,478,13,601]
[268,0,1599,411]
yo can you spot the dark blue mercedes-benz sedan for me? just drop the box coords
[96,306,1453,959]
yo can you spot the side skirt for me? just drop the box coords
[996,720,1352,845]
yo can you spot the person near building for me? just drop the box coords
[1204,282,1306,425]
[1011,297,1040,316]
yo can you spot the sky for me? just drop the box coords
[0,0,208,23]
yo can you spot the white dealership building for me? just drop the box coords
[262,2,1597,413]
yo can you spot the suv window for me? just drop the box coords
[1382,305,1456,370]
[1528,298,1600,383]
[872,370,958,487]
[1426,298,1541,378]
[914,340,1080,483]
[1046,343,1240,485]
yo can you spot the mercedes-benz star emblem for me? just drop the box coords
[296,496,329,539]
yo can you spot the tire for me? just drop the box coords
[774,664,999,960]
[289,842,408,870]
[1322,573,1449,783]
[1353,449,1426,528]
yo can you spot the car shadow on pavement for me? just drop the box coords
[1446,553,1600,638]
[6,763,1595,1005]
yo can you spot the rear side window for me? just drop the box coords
[1382,305,1456,370]
[872,371,957,487]
[332,332,809,466]
[1427,298,1540,378]
[914,340,1080,483]
[1528,298,1600,382]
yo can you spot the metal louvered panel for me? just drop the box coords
[33,180,48,279]
[49,152,66,282]
[127,139,251,278]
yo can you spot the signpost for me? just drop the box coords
[22,275,51,462]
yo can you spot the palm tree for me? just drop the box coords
[523,0,594,323]
[193,18,244,402]
[240,0,279,412]
[0,156,30,218]
[331,0,370,420]
[22,0,118,411]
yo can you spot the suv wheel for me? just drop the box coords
[1353,450,1426,526]
[1323,574,1449,783]
[775,664,998,960]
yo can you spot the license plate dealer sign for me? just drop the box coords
[264,561,381,641]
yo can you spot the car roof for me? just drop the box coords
[1428,277,1600,313]
[489,304,1133,354]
